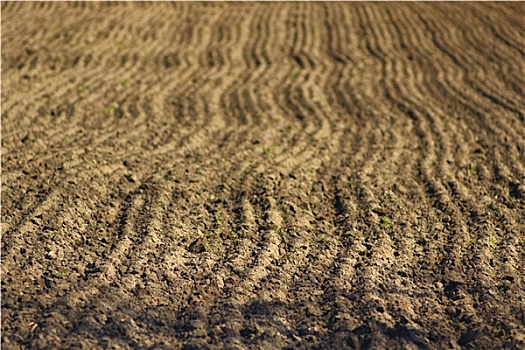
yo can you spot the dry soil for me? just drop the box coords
[2,2,525,349]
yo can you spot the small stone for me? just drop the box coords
[216,276,224,289]
[125,173,137,183]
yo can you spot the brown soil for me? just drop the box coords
[2,2,525,349]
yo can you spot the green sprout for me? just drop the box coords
[104,104,119,116]
[117,78,129,88]
[382,216,394,229]
[265,144,280,157]
[55,270,68,277]
[77,85,85,92]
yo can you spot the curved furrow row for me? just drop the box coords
[397,6,525,187]
[1,5,246,348]
[319,4,502,345]
[430,3,524,113]
[389,2,483,266]
[1,5,165,139]
[45,5,282,344]
[382,7,489,339]
[202,4,287,278]
[1,168,133,346]
[317,6,398,331]
[234,3,325,175]
[322,3,355,66]
[332,7,444,343]
[281,2,319,134]
[75,3,233,161]
[1,187,65,272]
[71,0,245,269]
[29,189,152,342]
[347,3,403,244]
[143,6,239,150]
[47,175,196,346]
[410,7,525,189]
[388,4,525,338]
[413,4,525,152]
[222,3,273,129]
[458,10,525,103]
[1,6,188,235]
[434,11,525,174]
[178,4,351,343]
[202,3,332,324]
[252,2,347,294]
[290,2,334,142]
[280,5,396,344]
[4,4,136,76]
[139,68,278,337]
[471,2,525,55]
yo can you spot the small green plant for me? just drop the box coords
[55,270,68,278]
[65,137,72,145]
[265,144,280,157]
[104,104,119,116]
[214,210,224,226]
[104,106,115,115]
[488,237,497,247]
[382,216,394,229]
[117,78,129,88]
[77,85,85,92]
[231,232,238,239]
[467,164,477,174]
[317,234,326,242]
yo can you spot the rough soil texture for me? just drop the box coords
[2,2,525,349]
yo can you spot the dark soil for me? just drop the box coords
[2,2,524,349]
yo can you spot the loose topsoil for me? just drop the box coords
[2,2,524,349]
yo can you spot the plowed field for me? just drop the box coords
[2,2,524,349]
